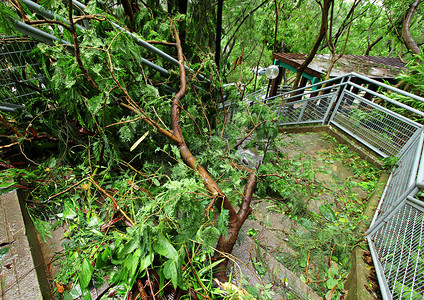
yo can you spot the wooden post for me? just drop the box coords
[268,66,283,97]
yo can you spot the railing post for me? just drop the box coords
[326,74,352,125]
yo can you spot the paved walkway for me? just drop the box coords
[0,190,42,299]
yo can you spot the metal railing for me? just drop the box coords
[0,36,46,111]
[11,0,208,83]
[245,73,424,300]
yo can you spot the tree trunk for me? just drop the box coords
[365,36,383,55]
[215,0,224,69]
[402,0,421,54]
[292,0,333,90]
[121,0,134,22]
[169,21,257,281]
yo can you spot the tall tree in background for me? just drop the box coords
[215,0,224,68]
[186,0,217,54]
[402,0,422,54]
[383,0,424,56]
[292,0,334,90]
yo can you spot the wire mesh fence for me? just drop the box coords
[375,132,423,222]
[0,36,47,109]
[330,90,421,157]
[368,198,424,299]
[245,72,424,300]
[275,92,337,125]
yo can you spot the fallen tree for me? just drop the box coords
[0,1,278,298]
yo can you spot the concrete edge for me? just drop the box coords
[0,190,43,299]
[17,189,54,299]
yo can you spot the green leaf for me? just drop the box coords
[298,218,314,230]
[300,249,308,268]
[57,201,77,220]
[0,181,14,189]
[171,145,181,160]
[320,204,337,223]
[0,247,10,262]
[96,246,111,268]
[139,252,154,270]
[163,259,179,288]
[125,250,141,279]
[31,217,52,242]
[326,278,339,289]
[80,258,94,289]
[198,258,225,277]
[153,234,177,259]
[119,235,140,258]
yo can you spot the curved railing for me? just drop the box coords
[245,73,424,300]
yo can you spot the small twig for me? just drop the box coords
[146,40,176,46]
[68,0,98,89]
[48,177,89,200]
[326,285,338,300]
[305,250,310,284]
[0,141,19,149]
[151,106,168,129]
[90,178,136,227]
[0,114,24,138]
[233,120,267,149]
[73,15,106,23]
[136,279,148,300]
[25,19,70,30]
[145,268,156,299]
[105,115,144,128]
[229,161,254,173]
[184,246,211,300]
[18,142,39,166]
[191,85,211,138]
[205,194,218,213]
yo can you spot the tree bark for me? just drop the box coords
[292,0,333,90]
[320,0,363,51]
[402,0,421,55]
[365,36,383,55]
[215,0,224,68]
[169,22,257,280]
[121,0,134,22]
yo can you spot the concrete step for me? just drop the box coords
[0,190,43,299]
[231,220,321,299]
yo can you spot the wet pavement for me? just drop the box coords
[230,131,383,299]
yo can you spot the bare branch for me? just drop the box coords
[402,0,422,54]
[68,0,98,89]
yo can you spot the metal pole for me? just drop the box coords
[71,0,208,82]
[14,21,71,46]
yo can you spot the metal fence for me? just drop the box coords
[245,73,424,300]
[0,36,45,111]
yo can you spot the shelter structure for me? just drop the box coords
[269,53,407,97]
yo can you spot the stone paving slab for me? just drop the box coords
[0,190,42,300]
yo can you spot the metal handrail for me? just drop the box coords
[276,74,350,98]
[346,81,424,118]
[274,72,424,106]
[15,0,209,81]
[350,72,424,104]
[71,0,208,82]
[20,0,85,31]
[14,21,71,46]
